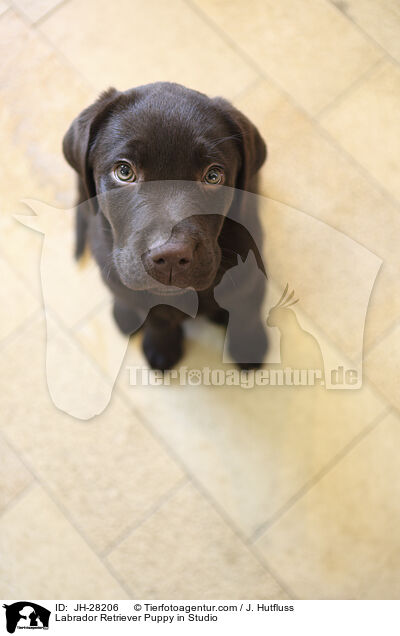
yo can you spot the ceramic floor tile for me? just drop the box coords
[0,1,9,16]
[320,60,400,203]
[0,484,128,599]
[13,0,64,23]
[39,0,258,99]
[191,0,382,114]
[256,411,400,599]
[0,315,184,553]
[107,482,287,599]
[0,256,39,342]
[0,11,94,215]
[235,79,400,351]
[78,304,387,540]
[330,0,400,62]
[364,322,400,412]
[0,437,32,514]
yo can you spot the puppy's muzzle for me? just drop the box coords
[142,237,198,287]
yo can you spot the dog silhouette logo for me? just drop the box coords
[2,602,50,633]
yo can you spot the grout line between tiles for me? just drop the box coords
[251,404,392,543]
[0,431,135,598]
[230,75,264,102]
[33,0,71,27]
[361,370,400,420]
[184,0,400,214]
[9,1,98,96]
[249,542,298,600]
[102,477,188,558]
[0,306,44,355]
[99,559,136,599]
[71,295,112,332]
[0,5,12,21]
[316,57,385,119]
[326,0,400,69]
[0,476,36,520]
[363,315,400,358]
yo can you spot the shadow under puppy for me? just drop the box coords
[63,82,268,370]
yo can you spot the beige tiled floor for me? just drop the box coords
[330,0,400,63]
[13,0,63,23]
[320,59,400,203]
[107,483,287,599]
[191,0,383,114]
[1,0,400,600]
[39,0,258,98]
[0,439,32,515]
[0,485,130,599]
[256,411,400,599]
[0,1,9,17]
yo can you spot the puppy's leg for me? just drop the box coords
[142,306,185,370]
[143,324,184,371]
[208,307,229,326]
[228,280,268,370]
[228,315,268,370]
[220,276,268,370]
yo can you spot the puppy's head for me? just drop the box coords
[63,82,266,292]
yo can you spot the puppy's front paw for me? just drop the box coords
[236,361,263,371]
[208,308,229,326]
[142,325,184,370]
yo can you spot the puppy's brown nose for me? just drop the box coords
[144,239,196,285]
[151,242,193,268]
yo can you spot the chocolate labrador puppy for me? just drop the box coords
[63,82,268,369]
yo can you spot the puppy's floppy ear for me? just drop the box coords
[63,87,121,210]
[213,97,267,191]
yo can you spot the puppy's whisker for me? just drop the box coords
[206,132,244,151]
[101,252,114,282]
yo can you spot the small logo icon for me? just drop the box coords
[266,284,324,373]
[2,603,50,633]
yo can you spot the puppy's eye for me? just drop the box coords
[204,166,224,185]
[114,162,136,182]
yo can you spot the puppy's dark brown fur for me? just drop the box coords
[63,82,268,369]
